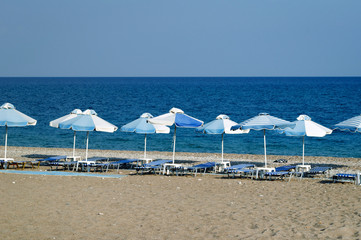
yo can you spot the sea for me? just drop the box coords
[0,77,360,159]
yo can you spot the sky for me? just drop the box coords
[0,0,360,77]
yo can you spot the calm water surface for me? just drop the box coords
[0,77,360,158]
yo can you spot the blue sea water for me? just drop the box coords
[0,77,360,158]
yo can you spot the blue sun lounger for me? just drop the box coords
[305,166,332,177]
[37,156,67,166]
[225,164,255,178]
[264,165,298,181]
[136,159,172,174]
[91,159,138,172]
[333,173,359,184]
[188,162,216,176]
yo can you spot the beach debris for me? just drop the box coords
[238,181,242,185]
[98,212,104,216]
[198,179,202,181]
[176,187,181,190]
[12,181,15,184]
[274,159,288,163]
[259,195,264,197]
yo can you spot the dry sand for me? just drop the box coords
[1,147,361,239]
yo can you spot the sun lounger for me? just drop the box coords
[136,159,172,175]
[304,166,332,177]
[264,165,299,181]
[37,156,67,165]
[0,158,15,169]
[73,157,110,172]
[188,162,216,176]
[91,159,138,172]
[161,163,187,176]
[49,161,78,171]
[225,164,255,178]
[9,160,41,170]
[332,173,360,184]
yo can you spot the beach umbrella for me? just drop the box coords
[121,113,170,160]
[334,114,361,133]
[196,114,249,163]
[58,109,118,161]
[148,107,203,164]
[280,115,332,166]
[231,113,294,168]
[0,103,37,160]
[50,109,83,158]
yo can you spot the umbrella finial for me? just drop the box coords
[170,107,184,114]
[83,109,97,115]
[259,113,269,116]
[216,114,229,120]
[140,113,153,118]
[297,115,311,121]
[1,103,15,109]
[71,109,82,114]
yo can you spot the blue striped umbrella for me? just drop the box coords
[280,115,332,166]
[50,109,83,158]
[59,109,118,160]
[0,103,37,160]
[335,114,361,133]
[231,113,294,167]
[121,113,169,160]
[197,114,249,163]
[148,107,203,163]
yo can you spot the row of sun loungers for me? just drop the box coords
[1,156,360,184]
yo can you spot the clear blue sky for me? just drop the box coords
[1,0,360,77]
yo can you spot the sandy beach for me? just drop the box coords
[1,146,361,239]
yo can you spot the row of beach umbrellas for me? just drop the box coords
[0,103,361,166]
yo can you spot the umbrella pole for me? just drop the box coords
[4,125,8,159]
[172,126,177,164]
[264,129,267,168]
[144,134,147,160]
[302,136,305,166]
[85,131,89,161]
[73,131,76,158]
[221,133,224,163]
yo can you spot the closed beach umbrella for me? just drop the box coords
[121,113,170,160]
[231,113,294,168]
[335,114,361,133]
[280,115,332,166]
[148,107,203,164]
[196,114,249,163]
[0,103,37,160]
[58,109,118,160]
[50,109,83,158]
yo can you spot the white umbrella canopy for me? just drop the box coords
[121,113,170,160]
[197,114,249,162]
[335,114,361,133]
[49,109,83,158]
[0,103,37,160]
[58,109,118,160]
[231,113,294,168]
[148,107,203,163]
[281,115,332,165]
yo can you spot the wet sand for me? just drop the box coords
[0,147,361,239]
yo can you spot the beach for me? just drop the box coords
[1,146,361,239]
